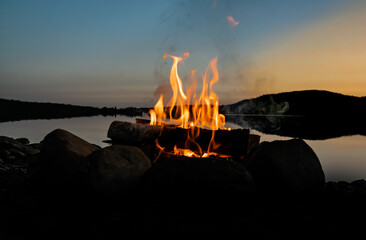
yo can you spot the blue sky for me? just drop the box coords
[0,0,363,107]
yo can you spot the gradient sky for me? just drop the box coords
[1,0,365,107]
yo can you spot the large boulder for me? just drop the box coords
[141,156,255,213]
[40,129,99,187]
[89,144,151,195]
[243,138,325,195]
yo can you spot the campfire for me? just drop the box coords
[107,53,260,162]
[149,53,227,158]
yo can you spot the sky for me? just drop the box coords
[1,0,365,107]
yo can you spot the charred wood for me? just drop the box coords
[107,121,260,160]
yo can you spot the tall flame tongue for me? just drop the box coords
[150,53,226,158]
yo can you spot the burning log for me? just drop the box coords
[107,120,162,145]
[107,120,259,160]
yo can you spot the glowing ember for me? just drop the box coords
[149,53,227,158]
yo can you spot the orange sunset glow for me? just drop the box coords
[241,1,366,98]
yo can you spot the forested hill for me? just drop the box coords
[0,98,149,122]
[220,90,366,139]
[221,90,366,116]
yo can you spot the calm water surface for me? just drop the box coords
[1,116,365,182]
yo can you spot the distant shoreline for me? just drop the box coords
[2,90,366,139]
[0,98,150,123]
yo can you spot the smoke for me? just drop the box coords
[152,0,244,103]
[157,0,241,50]
[151,1,366,104]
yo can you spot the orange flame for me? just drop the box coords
[150,95,164,125]
[227,15,239,27]
[149,53,226,158]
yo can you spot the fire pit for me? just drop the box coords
[108,53,260,163]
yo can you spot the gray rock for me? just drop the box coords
[0,136,24,150]
[352,179,366,195]
[9,148,27,158]
[89,144,151,195]
[243,138,325,195]
[15,138,30,145]
[5,155,16,161]
[28,143,42,150]
[0,136,32,152]
[141,156,255,206]
[40,129,99,187]
[0,136,40,161]
[0,149,11,159]
[23,147,40,156]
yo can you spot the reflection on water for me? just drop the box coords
[226,114,366,140]
[0,115,136,148]
[0,115,365,182]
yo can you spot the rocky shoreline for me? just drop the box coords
[0,131,365,240]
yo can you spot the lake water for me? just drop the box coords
[1,115,365,182]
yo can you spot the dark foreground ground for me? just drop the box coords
[0,137,365,240]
